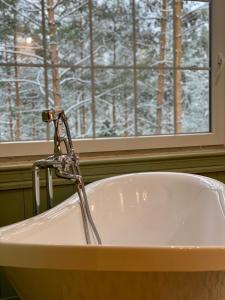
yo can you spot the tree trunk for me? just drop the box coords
[4,39,14,141]
[124,90,128,136]
[13,30,21,141]
[174,0,182,133]
[156,0,167,135]
[47,0,61,110]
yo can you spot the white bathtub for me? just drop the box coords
[1,172,225,299]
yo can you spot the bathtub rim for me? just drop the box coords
[1,243,225,272]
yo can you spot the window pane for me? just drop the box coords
[180,70,209,133]
[92,0,133,65]
[95,69,135,137]
[137,69,174,135]
[47,1,90,66]
[181,1,210,67]
[0,67,46,142]
[58,68,93,138]
[136,0,173,67]
[0,0,43,65]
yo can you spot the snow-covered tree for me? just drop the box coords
[0,0,210,141]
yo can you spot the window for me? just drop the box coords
[0,0,224,156]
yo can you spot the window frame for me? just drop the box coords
[0,0,224,158]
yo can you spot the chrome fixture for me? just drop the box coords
[32,109,101,245]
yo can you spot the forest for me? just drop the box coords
[0,0,210,142]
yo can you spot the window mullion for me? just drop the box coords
[88,0,96,138]
[41,0,50,140]
[131,0,138,136]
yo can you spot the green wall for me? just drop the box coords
[1,149,225,299]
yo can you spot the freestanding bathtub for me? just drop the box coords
[1,172,225,300]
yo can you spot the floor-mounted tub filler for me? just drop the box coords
[1,172,225,300]
[1,111,225,300]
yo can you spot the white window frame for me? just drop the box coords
[0,0,224,158]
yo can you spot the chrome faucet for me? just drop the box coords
[32,109,101,245]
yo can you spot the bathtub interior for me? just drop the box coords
[89,172,225,246]
[1,172,225,246]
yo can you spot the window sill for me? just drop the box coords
[0,145,225,167]
[0,145,225,191]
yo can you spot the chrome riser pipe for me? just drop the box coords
[46,168,53,210]
[32,166,41,215]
